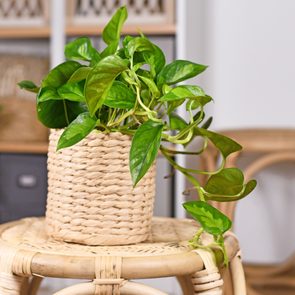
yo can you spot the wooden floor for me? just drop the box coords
[249,287,295,295]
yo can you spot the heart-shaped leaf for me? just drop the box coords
[204,179,257,202]
[159,85,207,102]
[157,60,208,86]
[205,168,244,196]
[85,55,128,116]
[130,120,164,186]
[183,201,232,235]
[57,112,97,150]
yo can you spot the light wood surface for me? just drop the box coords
[221,128,295,152]
[0,142,48,154]
[0,24,176,39]
[0,27,51,39]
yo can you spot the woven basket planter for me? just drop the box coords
[46,129,156,246]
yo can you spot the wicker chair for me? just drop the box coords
[201,128,295,295]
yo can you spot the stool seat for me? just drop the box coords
[0,217,243,294]
[221,129,295,152]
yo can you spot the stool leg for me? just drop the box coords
[20,278,29,295]
[176,275,194,295]
[28,276,43,295]
[230,256,247,295]
[220,267,234,295]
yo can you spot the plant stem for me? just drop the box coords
[62,100,69,125]
[160,146,201,190]
[161,140,208,155]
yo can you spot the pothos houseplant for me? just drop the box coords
[19,6,256,262]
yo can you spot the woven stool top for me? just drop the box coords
[0,218,240,280]
[0,217,200,258]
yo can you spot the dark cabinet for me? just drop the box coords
[0,153,47,223]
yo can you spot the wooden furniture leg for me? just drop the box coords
[176,275,194,295]
[230,255,247,295]
[28,276,43,295]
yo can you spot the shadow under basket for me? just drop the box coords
[46,129,156,246]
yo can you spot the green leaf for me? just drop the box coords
[57,81,85,102]
[41,61,82,89]
[85,55,129,116]
[195,128,242,158]
[101,41,119,58]
[159,85,206,102]
[130,120,164,186]
[143,44,165,77]
[169,113,187,130]
[205,168,244,196]
[65,37,101,65]
[126,37,155,58]
[193,111,204,122]
[186,95,212,110]
[57,112,96,150]
[157,60,208,86]
[138,75,160,98]
[68,67,91,83]
[167,99,185,115]
[201,117,213,129]
[102,6,128,45]
[183,201,232,235]
[123,35,134,48]
[18,80,39,93]
[38,87,60,102]
[37,100,86,128]
[104,81,136,109]
[205,179,257,202]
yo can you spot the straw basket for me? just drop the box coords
[46,129,156,246]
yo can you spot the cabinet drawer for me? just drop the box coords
[0,153,47,223]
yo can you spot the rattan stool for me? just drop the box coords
[0,217,245,295]
[201,128,295,295]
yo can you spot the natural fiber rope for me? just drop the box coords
[12,250,37,277]
[192,249,223,295]
[0,245,36,294]
[94,256,124,295]
[46,130,156,246]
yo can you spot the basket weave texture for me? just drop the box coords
[46,129,156,246]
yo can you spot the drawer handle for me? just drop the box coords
[17,174,37,188]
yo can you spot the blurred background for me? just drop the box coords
[0,0,294,294]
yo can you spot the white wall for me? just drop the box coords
[189,0,295,263]
[205,0,295,129]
